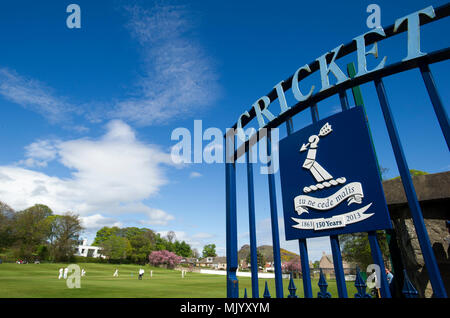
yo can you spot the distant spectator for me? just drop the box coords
[386,268,394,285]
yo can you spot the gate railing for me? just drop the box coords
[225,3,449,298]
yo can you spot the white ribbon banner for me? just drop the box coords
[291,203,373,231]
[294,182,364,215]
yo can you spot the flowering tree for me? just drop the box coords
[148,250,182,269]
[282,260,302,274]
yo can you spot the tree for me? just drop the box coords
[49,212,83,262]
[390,169,428,180]
[0,202,15,249]
[246,250,265,269]
[92,226,121,246]
[174,240,192,258]
[125,228,155,264]
[166,231,176,244]
[202,244,217,258]
[148,250,182,269]
[282,260,302,274]
[12,204,54,259]
[340,231,390,270]
[100,235,132,261]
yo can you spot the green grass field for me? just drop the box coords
[0,263,358,298]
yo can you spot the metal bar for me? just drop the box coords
[266,132,284,298]
[285,119,313,298]
[330,235,348,298]
[310,104,319,123]
[225,134,239,298]
[367,231,391,298]
[338,90,350,111]
[374,78,447,298]
[333,92,349,298]
[246,150,259,298]
[419,63,450,150]
[299,239,313,298]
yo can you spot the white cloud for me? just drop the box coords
[189,171,202,178]
[16,139,60,168]
[80,214,123,230]
[0,120,176,227]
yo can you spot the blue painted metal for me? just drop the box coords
[243,288,248,299]
[310,104,319,123]
[288,273,298,298]
[338,90,350,111]
[263,281,271,298]
[367,231,391,298]
[246,150,259,298]
[402,269,419,298]
[299,240,313,298]
[225,134,239,298]
[419,63,450,150]
[285,119,313,299]
[354,267,372,298]
[266,132,284,298]
[374,78,447,298]
[317,269,331,298]
[330,235,348,298]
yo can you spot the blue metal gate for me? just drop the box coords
[225,4,449,298]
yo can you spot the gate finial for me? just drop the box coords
[288,273,298,298]
[263,281,271,298]
[402,269,418,298]
[317,269,331,298]
[354,266,372,298]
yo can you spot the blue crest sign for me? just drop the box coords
[280,107,392,240]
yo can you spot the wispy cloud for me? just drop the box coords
[111,3,220,126]
[0,68,77,123]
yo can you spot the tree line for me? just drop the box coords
[0,201,210,265]
[0,202,82,262]
[92,227,195,264]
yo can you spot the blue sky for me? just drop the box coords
[0,0,448,261]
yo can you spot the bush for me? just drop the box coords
[148,250,182,269]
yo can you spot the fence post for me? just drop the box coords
[225,132,239,298]
[330,235,348,298]
[266,132,284,298]
[419,63,450,150]
[367,231,391,298]
[246,150,259,298]
[285,119,313,298]
[374,78,447,298]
